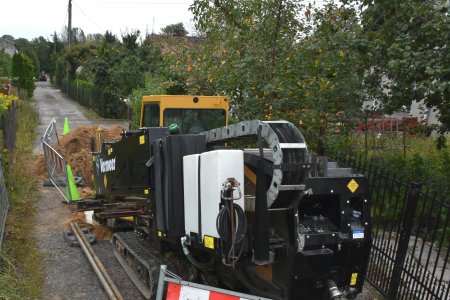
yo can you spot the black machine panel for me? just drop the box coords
[154,134,206,237]
[93,127,169,199]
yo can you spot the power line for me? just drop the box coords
[76,0,191,5]
[74,3,104,32]
[59,9,68,38]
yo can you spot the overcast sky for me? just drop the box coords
[2,0,195,41]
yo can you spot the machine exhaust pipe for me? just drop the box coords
[327,279,343,299]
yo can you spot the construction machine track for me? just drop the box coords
[112,232,162,299]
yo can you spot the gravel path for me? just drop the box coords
[32,81,143,300]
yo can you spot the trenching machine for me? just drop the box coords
[81,95,371,299]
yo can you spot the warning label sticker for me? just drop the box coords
[352,230,364,239]
[203,236,215,249]
[350,273,358,285]
[347,179,359,193]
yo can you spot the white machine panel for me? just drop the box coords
[183,150,245,240]
[200,150,244,239]
[183,154,200,236]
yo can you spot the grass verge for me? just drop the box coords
[0,101,43,299]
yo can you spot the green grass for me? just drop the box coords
[0,101,43,300]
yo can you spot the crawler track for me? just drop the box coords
[112,232,163,299]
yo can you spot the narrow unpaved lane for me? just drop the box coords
[31,81,144,300]
[32,81,127,155]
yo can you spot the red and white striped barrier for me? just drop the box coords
[167,282,250,300]
[43,142,65,173]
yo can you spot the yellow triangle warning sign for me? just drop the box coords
[347,179,359,193]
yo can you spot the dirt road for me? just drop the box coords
[32,81,144,300]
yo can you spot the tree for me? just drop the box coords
[86,33,104,44]
[121,30,140,52]
[60,27,86,45]
[78,30,164,118]
[32,36,53,74]
[161,23,188,37]
[12,53,35,97]
[64,43,96,81]
[0,51,12,77]
[361,0,450,135]
[14,38,41,77]
[180,0,365,130]
[104,31,118,44]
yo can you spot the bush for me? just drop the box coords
[0,101,42,299]
[0,93,22,118]
[11,53,35,97]
[129,75,166,128]
[0,51,12,77]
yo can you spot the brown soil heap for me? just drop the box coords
[28,154,47,178]
[64,211,113,240]
[59,125,124,185]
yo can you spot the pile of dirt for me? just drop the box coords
[58,125,124,186]
[64,211,113,241]
[79,187,95,199]
[28,154,47,178]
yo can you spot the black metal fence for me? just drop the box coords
[62,79,107,117]
[319,116,422,158]
[336,152,449,299]
[58,80,127,119]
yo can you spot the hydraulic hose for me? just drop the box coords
[216,192,247,266]
[180,236,213,270]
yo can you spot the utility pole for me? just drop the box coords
[67,0,72,94]
[68,0,72,46]
[53,31,57,53]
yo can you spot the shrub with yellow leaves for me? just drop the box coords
[0,93,22,117]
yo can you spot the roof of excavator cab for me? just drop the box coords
[141,95,229,110]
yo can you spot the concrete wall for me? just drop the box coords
[0,37,17,57]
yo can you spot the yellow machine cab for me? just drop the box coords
[140,95,229,133]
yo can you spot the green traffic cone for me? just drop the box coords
[66,165,80,201]
[63,117,70,135]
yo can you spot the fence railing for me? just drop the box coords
[320,116,422,157]
[42,118,78,203]
[57,80,127,119]
[0,160,9,252]
[335,152,450,300]
[64,80,106,117]
[1,102,18,150]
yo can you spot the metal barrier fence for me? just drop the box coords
[335,152,449,299]
[42,118,78,203]
[0,160,9,251]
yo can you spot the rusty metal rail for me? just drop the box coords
[70,223,124,300]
